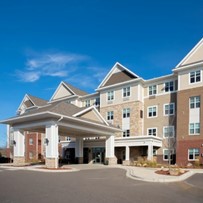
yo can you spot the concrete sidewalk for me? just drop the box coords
[111,165,203,183]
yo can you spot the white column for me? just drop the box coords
[45,123,59,168]
[147,144,153,161]
[105,135,115,158]
[13,129,25,165]
[75,137,83,157]
[125,146,130,161]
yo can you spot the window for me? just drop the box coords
[107,111,114,120]
[29,152,33,159]
[163,126,174,138]
[123,129,130,137]
[107,91,114,101]
[165,81,174,92]
[123,87,130,97]
[164,103,175,116]
[29,138,33,145]
[95,98,100,106]
[189,123,200,135]
[66,137,71,141]
[148,106,157,117]
[163,149,173,161]
[190,96,200,109]
[123,108,130,118]
[148,128,157,136]
[149,85,157,96]
[190,70,201,83]
[85,100,90,107]
[188,148,199,160]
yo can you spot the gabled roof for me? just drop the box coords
[17,94,48,113]
[27,94,48,106]
[50,81,88,102]
[176,38,203,68]
[97,62,139,89]
[73,105,109,125]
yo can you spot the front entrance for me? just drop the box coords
[92,147,105,164]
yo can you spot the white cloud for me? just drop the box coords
[16,52,89,82]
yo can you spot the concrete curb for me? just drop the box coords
[0,165,80,173]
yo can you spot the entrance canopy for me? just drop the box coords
[1,102,121,168]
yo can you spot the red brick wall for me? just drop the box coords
[176,139,203,166]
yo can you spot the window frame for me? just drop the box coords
[164,81,174,92]
[148,85,157,96]
[147,106,157,118]
[107,111,114,121]
[163,126,175,138]
[189,123,200,135]
[107,90,114,101]
[123,129,130,137]
[29,138,34,145]
[85,100,91,107]
[164,103,175,116]
[122,86,131,98]
[188,148,200,161]
[190,70,201,84]
[163,149,173,161]
[190,96,200,109]
[123,108,130,118]
[147,128,157,136]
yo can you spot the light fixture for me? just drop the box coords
[12,140,16,146]
[44,138,49,146]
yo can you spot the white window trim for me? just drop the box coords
[163,126,175,138]
[29,138,33,145]
[106,111,114,121]
[163,149,174,161]
[147,127,157,137]
[147,105,158,118]
[163,103,175,116]
[189,96,200,109]
[122,86,131,98]
[189,69,202,85]
[189,123,200,135]
[106,90,115,102]
[163,149,169,161]
[164,81,174,92]
[188,148,200,161]
[122,108,130,118]
[148,85,157,96]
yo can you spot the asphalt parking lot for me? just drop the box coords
[0,168,202,203]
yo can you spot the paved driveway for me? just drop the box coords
[0,167,202,203]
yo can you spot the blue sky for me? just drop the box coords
[0,0,203,147]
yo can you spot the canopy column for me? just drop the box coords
[13,128,25,165]
[105,134,117,165]
[75,137,84,164]
[45,123,59,168]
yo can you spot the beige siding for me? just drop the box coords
[53,84,72,100]
[181,42,203,66]
[144,93,177,139]
[100,83,142,108]
[178,67,203,91]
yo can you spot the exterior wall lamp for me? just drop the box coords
[44,138,49,146]
[12,140,16,146]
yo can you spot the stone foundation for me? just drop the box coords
[13,157,25,166]
[122,160,130,166]
[46,158,58,168]
[78,157,83,164]
[105,157,117,165]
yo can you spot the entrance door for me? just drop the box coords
[92,147,105,164]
